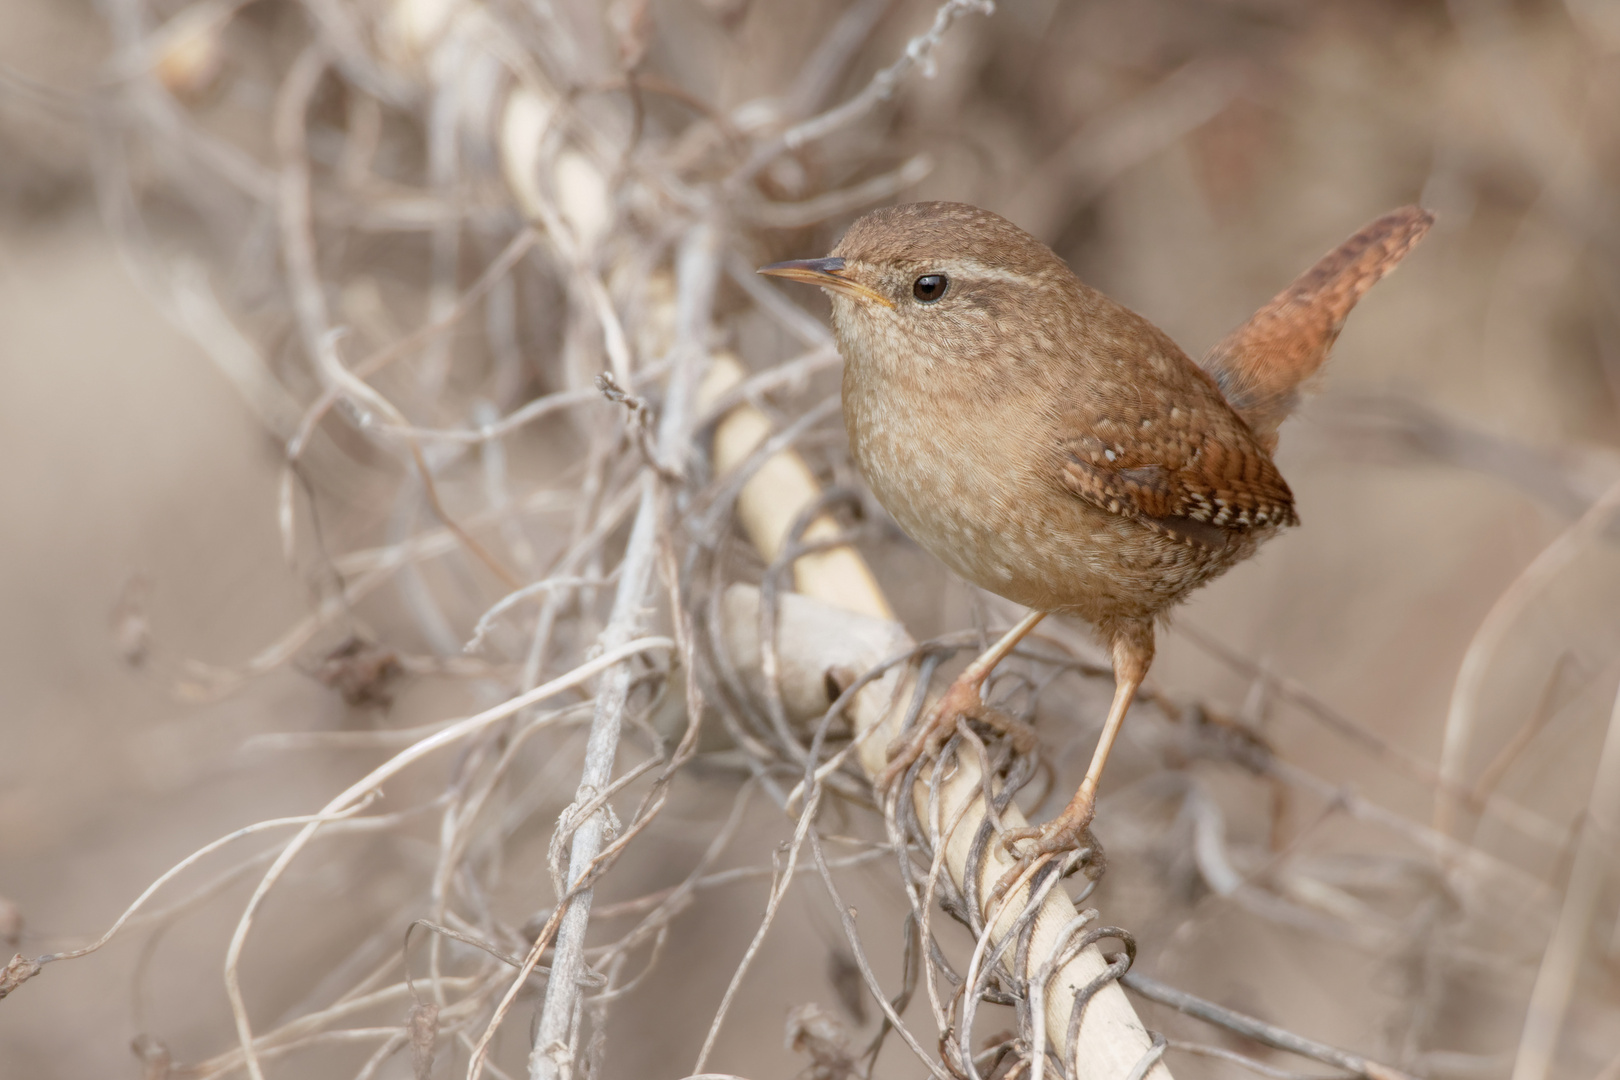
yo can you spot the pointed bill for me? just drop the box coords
[757,257,895,309]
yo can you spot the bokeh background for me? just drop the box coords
[3,0,1620,1078]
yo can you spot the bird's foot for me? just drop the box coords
[876,677,981,794]
[1002,798,1097,862]
[876,676,1037,794]
[989,803,1105,905]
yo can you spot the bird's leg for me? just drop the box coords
[1005,624,1155,858]
[876,610,1047,793]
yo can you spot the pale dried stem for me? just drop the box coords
[220,636,676,1080]
[1511,678,1620,1080]
[53,1,1613,1076]
[525,222,720,1080]
[1437,479,1620,838]
[729,0,994,185]
[694,218,1173,1070]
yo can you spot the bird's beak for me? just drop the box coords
[757,257,895,309]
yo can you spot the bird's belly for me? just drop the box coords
[848,397,1252,624]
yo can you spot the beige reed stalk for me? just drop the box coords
[701,354,1172,1080]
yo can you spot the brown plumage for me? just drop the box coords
[760,201,1432,857]
[1202,205,1435,453]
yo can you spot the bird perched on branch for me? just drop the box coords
[760,201,1432,857]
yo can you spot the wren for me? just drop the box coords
[761,201,1432,857]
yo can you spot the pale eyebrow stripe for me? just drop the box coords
[928,259,1043,288]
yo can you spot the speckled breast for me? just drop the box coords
[841,369,1259,627]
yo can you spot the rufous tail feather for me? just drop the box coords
[1201,205,1435,452]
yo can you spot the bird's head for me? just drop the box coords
[759,202,1078,380]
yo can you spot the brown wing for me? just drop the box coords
[1060,431,1296,547]
[1052,319,1298,549]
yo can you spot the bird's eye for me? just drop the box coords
[912,274,949,303]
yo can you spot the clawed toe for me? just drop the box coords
[874,745,922,793]
[878,682,1041,795]
[877,679,981,791]
[1000,824,1042,856]
[1001,805,1097,861]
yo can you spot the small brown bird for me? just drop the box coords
[761,202,1432,857]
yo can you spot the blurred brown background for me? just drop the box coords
[2,0,1619,1077]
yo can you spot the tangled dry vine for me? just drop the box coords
[4,2,1620,1080]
